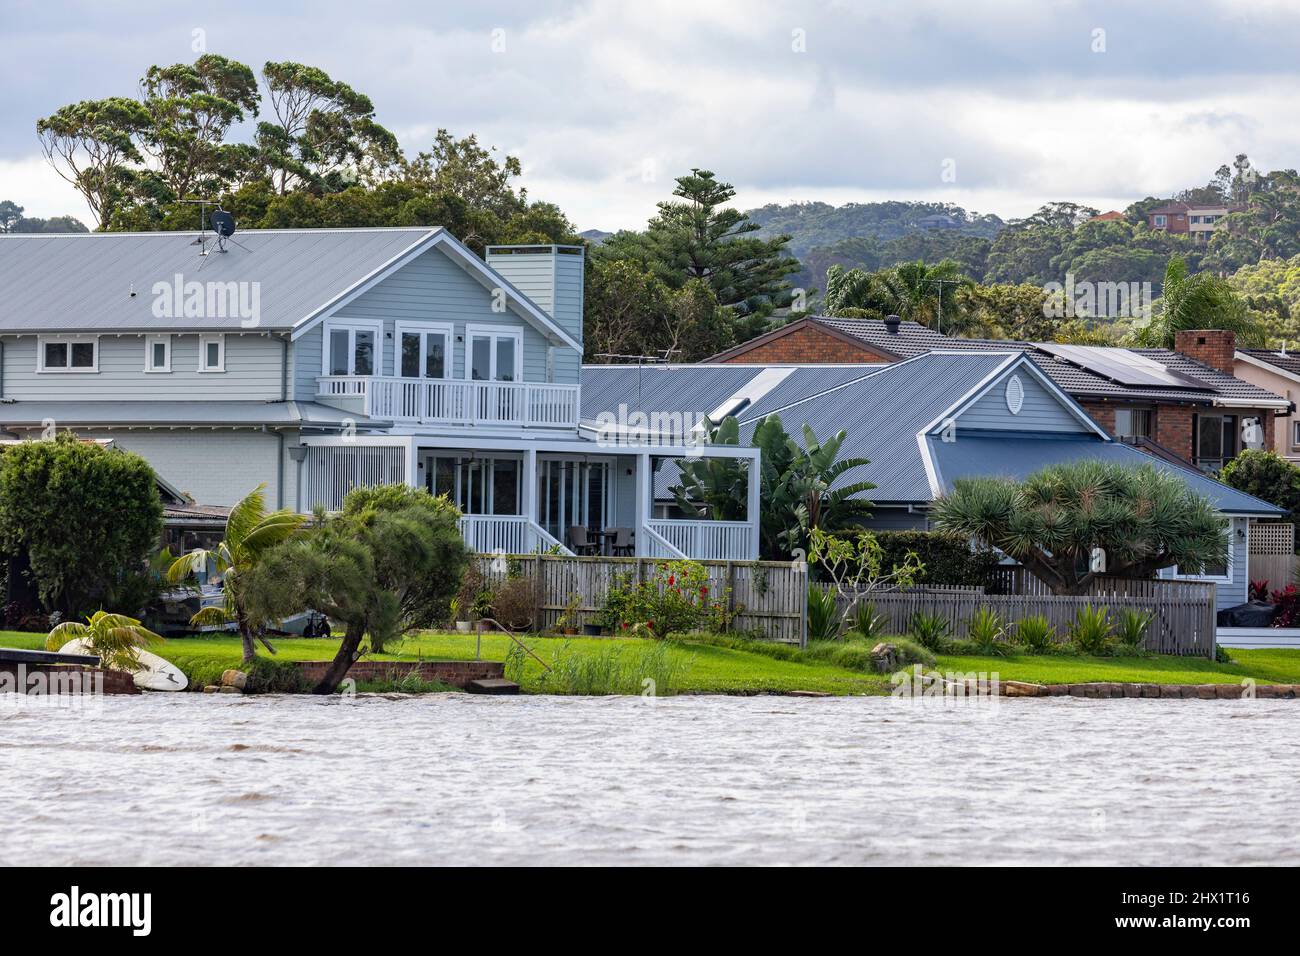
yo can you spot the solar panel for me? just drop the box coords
[1035,344,1211,390]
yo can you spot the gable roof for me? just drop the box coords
[1238,348,1300,384]
[0,227,582,350]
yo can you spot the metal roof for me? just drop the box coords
[0,401,389,431]
[580,364,768,420]
[734,351,1013,504]
[930,434,1283,516]
[0,227,439,333]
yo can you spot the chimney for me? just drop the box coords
[485,244,585,349]
[1173,329,1236,374]
[883,314,902,334]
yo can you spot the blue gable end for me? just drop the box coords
[953,362,1096,435]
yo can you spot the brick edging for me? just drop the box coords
[1001,680,1295,699]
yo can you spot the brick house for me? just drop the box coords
[707,317,1291,472]
[1147,202,1243,241]
[1234,347,1300,464]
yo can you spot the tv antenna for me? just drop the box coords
[594,350,680,406]
[178,199,250,267]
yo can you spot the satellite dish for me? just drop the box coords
[210,210,236,238]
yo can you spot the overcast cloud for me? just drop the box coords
[4,0,1300,229]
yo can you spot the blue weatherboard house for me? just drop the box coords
[582,351,1284,610]
[0,227,760,561]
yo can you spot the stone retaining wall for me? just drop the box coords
[293,660,503,688]
[1001,680,1299,699]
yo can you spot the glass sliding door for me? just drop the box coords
[425,454,520,516]
[538,459,611,545]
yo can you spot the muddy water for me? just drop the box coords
[1,693,1293,865]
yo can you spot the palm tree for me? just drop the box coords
[47,610,162,672]
[166,484,306,663]
[1132,255,1266,347]
[877,259,972,330]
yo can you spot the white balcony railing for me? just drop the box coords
[645,519,755,562]
[318,376,580,428]
[458,515,573,555]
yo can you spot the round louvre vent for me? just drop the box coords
[1005,375,1025,414]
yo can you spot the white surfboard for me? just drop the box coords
[58,638,189,692]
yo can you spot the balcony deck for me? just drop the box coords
[318,376,580,428]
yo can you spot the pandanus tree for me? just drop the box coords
[166,484,307,663]
[241,485,468,694]
[931,460,1228,595]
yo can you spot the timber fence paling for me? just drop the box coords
[829,574,1217,657]
[470,554,807,643]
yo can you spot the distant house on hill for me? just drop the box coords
[916,213,960,230]
[1091,211,1125,222]
[1147,202,1243,241]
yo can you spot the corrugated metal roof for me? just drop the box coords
[930,434,1283,516]
[0,401,388,430]
[580,364,765,420]
[734,352,1013,503]
[0,227,438,332]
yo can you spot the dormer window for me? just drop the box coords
[38,335,98,373]
[145,334,171,373]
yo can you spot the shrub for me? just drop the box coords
[492,575,538,631]
[600,561,729,637]
[1068,605,1114,656]
[540,639,689,695]
[1271,585,1300,627]
[909,611,951,651]
[805,635,936,671]
[1249,579,1270,602]
[966,607,1008,655]
[244,656,309,694]
[0,433,163,618]
[1012,614,1056,652]
[1114,608,1154,654]
[453,563,486,623]
[874,530,1003,589]
[844,601,886,642]
[806,584,840,642]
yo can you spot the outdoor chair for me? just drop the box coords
[568,525,599,556]
[607,527,634,556]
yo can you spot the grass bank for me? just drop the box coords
[8,628,1299,695]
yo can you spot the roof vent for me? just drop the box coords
[883,315,902,334]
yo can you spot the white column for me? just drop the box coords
[747,448,761,560]
[405,437,419,489]
[635,452,651,556]
[522,447,537,523]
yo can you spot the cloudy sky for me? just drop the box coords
[4,0,1300,230]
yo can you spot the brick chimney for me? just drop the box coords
[1173,329,1236,374]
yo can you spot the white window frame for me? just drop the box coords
[1292,420,1300,449]
[198,333,226,373]
[144,334,172,373]
[321,319,385,377]
[464,324,524,383]
[1163,517,1239,584]
[1153,214,1167,227]
[37,335,99,373]
[395,321,453,380]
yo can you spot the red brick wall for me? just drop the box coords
[1156,405,1195,459]
[720,325,885,364]
[1174,330,1236,374]
[0,663,139,695]
[294,659,503,687]
[1080,402,1115,433]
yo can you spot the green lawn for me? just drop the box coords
[2,629,890,696]
[10,628,1300,695]
[935,648,1300,686]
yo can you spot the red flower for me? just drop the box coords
[621,622,629,629]
[667,575,676,586]
[700,586,709,595]
[646,620,655,630]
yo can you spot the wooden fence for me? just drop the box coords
[472,554,808,644]
[1249,521,1296,591]
[833,574,1218,657]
